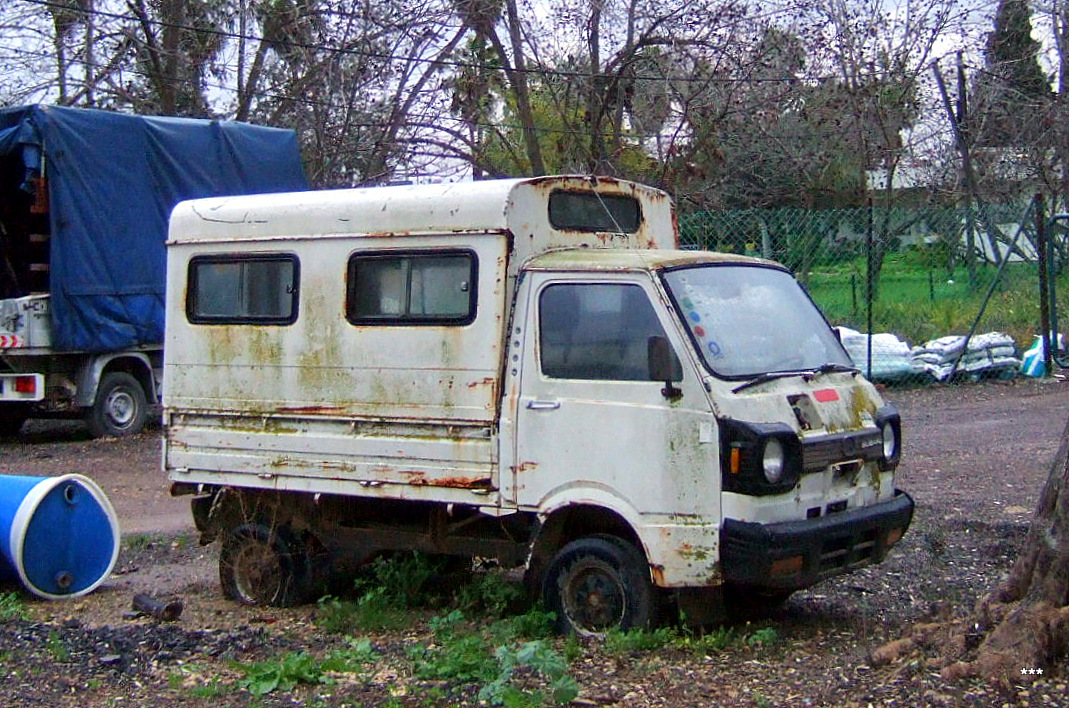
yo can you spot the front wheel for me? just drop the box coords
[219,523,312,607]
[85,372,148,438]
[543,536,656,636]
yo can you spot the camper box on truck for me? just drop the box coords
[164,176,913,633]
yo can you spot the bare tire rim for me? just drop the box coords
[105,389,136,429]
[561,560,626,634]
[232,538,283,604]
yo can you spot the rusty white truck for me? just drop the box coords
[164,175,913,634]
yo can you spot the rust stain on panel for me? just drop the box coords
[398,470,493,489]
[274,405,345,415]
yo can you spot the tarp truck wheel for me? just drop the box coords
[219,523,312,607]
[0,403,29,437]
[85,372,147,438]
[543,536,656,636]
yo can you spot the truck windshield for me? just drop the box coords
[662,264,851,379]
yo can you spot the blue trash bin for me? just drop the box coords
[0,474,120,599]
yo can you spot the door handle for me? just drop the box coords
[526,400,561,410]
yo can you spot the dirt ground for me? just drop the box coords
[0,378,1067,707]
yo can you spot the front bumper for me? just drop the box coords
[720,489,914,590]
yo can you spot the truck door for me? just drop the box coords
[508,275,720,523]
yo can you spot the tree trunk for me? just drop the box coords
[874,415,1069,683]
[943,414,1069,680]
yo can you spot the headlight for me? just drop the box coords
[720,419,802,495]
[875,404,901,470]
[881,422,897,459]
[763,438,785,483]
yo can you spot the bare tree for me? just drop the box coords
[445,0,751,178]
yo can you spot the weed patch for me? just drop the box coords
[604,626,676,654]
[601,623,780,659]
[0,593,26,621]
[409,610,577,706]
[234,637,379,696]
[455,569,524,617]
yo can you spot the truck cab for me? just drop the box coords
[164,175,912,633]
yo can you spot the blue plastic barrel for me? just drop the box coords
[0,474,120,599]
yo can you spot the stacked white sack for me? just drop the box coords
[835,327,921,381]
[910,332,1020,381]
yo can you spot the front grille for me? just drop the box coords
[802,430,882,472]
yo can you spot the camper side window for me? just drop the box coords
[187,254,298,324]
[346,251,476,325]
[539,283,670,380]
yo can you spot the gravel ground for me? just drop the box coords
[0,379,1066,707]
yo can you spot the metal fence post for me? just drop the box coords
[1036,194,1052,376]
[866,199,874,379]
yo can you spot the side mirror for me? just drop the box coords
[648,335,683,400]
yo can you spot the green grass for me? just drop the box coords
[123,533,165,551]
[45,629,69,661]
[602,623,780,659]
[806,252,1068,348]
[317,552,540,636]
[234,637,379,696]
[0,592,27,621]
[316,551,470,633]
[408,610,578,707]
[303,554,784,706]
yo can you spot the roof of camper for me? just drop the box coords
[168,175,671,243]
[525,249,773,272]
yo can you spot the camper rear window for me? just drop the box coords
[187,254,298,325]
[548,191,641,233]
[346,251,476,325]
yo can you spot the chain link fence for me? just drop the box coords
[678,199,1069,386]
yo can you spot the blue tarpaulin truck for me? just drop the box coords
[0,105,307,437]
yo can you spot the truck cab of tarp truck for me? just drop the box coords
[164,175,913,633]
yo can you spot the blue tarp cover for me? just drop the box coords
[0,105,307,352]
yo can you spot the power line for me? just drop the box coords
[12,0,853,86]
[3,37,966,151]
[1,44,691,142]
[2,0,997,153]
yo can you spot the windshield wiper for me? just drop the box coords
[731,362,860,394]
[803,362,860,380]
[731,370,807,394]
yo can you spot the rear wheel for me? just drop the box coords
[543,536,656,636]
[220,523,312,607]
[85,372,148,438]
[0,403,29,437]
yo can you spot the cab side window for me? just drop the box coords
[539,283,669,381]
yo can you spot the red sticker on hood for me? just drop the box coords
[814,389,839,402]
